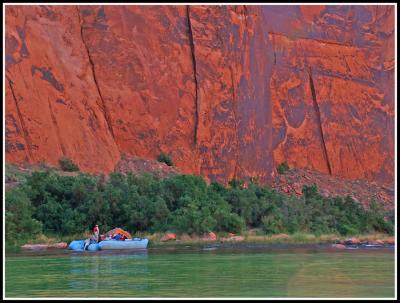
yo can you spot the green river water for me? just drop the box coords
[5,245,395,298]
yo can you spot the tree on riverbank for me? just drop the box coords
[5,169,394,244]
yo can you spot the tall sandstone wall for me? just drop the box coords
[263,5,394,185]
[5,5,394,185]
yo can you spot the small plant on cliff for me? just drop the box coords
[157,152,173,166]
[59,157,79,172]
[277,161,289,174]
[228,179,245,189]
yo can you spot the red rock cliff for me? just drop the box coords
[5,5,394,185]
[264,5,394,185]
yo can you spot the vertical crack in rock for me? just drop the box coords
[76,6,115,140]
[271,34,277,65]
[243,5,249,27]
[308,67,332,175]
[47,96,67,156]
[186,5,199,147]
[7,76,34,160]
[230,66,240,181]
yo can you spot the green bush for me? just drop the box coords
[5,187,42,242]
[5,167,394,240]
[364,199,394,235]
[228,179,245,189]
[59,157,79,172]
[261,212,285,235]
[277,161,289,174]
[157,152,173,166]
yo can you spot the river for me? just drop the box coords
[5,244,395,298]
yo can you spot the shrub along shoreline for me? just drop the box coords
[5,169,394,250]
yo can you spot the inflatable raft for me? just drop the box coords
[99,238,149,250]
[68,240,100,251]
[68,238,149,251]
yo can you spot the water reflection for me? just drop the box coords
[5,248,394,298]
[69,251,149,292]
[286,252,394,297]
[287,255,357,297]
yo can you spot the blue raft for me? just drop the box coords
[68,240,100,251]
[99,238,149,250]
[68,238,149,251]
[68,240,85,251]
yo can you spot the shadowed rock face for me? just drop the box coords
[5,5,394,185]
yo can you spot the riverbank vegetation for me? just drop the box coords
[5,168,394,248]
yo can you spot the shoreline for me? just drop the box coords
[7,232,395,255]
[6,242,395,258]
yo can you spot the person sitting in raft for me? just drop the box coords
[84,224,100,250]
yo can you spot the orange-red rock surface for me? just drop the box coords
[6,5,120,173]
[264,5,394,185]
[5,5,394,185]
